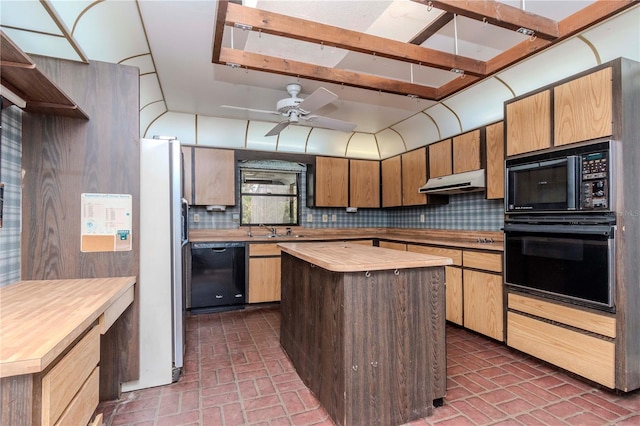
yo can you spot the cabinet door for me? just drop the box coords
[350,159,380,208]
[485,122,504,200]
[182,146,193,204]
[446,266,463,325]
[381,156,402,207]
[401,148,427,206]
[193,147,235,206]
[248,244,281,303]
[463,270,503,341]
[506,90,551,156]
[315,156,348,207]
[554,67,613,146]
[248,257,281,303]
[428,139,452,178]
[453,130,481,174]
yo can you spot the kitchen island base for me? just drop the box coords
[279,249,447,426]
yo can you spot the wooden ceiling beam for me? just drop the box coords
[222,2,486,76]
[218,47,439,100]
[410,12,454,45]
[412,0,560,40]
[485,0,637,75]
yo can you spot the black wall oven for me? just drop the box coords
[504,216,616,312]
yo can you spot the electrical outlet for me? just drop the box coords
[331,214,337,222]
[322,214,328,222]
[193,213,200,223]
[307,213,313,222]
[420,214,425,223]
[232,213,239,223]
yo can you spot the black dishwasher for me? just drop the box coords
[190,242,246,313]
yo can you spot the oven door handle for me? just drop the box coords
[503,223,614,236]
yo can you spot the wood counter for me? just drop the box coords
[0,277,135,426]
[279,243,449,426]
[278,241,453,271]
[0,276,135,378]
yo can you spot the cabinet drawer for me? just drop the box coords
[249,243,281,257]
[42,326,100,426]
[507,312,615,388]
[55,367,99,426]
[463,251,502,273]
[99,285,134,334]
[407,245,462,266]
[508,293,616,338]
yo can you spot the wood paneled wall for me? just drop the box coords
[20,56,140,397]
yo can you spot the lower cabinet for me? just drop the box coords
[507,293,616,388]
[405,243,504,340]
[42,325,101,426]
[463,270,503,340]
[248,244,281,303]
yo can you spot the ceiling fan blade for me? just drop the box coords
[220,105,281,115]
[265,120,290,137]
[304,115,356,133]
[297,87,338,113]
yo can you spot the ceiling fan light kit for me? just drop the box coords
[222,83,356,136]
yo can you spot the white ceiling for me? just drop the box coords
[1,1,639,158]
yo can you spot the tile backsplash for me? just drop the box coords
[188,162,504,232]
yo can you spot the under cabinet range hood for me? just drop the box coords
[419,169,486,195]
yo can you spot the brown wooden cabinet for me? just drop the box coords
[183,147,235,206]
[485,122,505,200]
[428,139,452,178]
[401,148,428,206]
[248,244,281,303]
[507,293,615,388]
[463,269,503,341]
[453,130,481,174]
[554,67,613,146]
[312,156,349,207]
[407,245,465,326]
[349,159,380,208]
[381,156,402,207]
[506,89,551,156]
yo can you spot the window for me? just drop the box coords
[240,169,299,225]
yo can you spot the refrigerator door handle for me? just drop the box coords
[181,198,189,247]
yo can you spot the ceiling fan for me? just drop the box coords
[221,83,357,136]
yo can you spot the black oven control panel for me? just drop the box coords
[581,150,609,210]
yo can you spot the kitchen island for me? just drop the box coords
[278,242,452,426]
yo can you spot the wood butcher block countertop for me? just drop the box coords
[0,276,136,378]
[189,227,503,252]
[278,242,453,272]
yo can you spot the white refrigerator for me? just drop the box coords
[123,137,187,391]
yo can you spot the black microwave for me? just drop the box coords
[505,141,615,214]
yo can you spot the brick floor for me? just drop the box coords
[97,305,640,425]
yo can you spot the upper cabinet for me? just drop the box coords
[554,67,613,146]
[402,148,428,206]
[381,156,402,208]
[349,159,380,208]
[309,156,349,207]
[428,139,452,178]
[183,146,236,206]
[429,131,482,177]
[505,90,551,156]
[452,130,481,174]
[485,122,505,200]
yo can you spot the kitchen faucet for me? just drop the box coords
[259,224,277,236]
